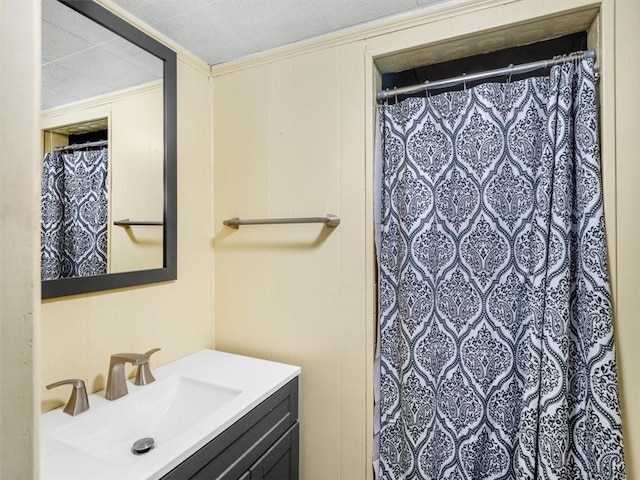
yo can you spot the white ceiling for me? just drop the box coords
[42,0,448,110]
[42,0,163,110]
[108,0,447,65]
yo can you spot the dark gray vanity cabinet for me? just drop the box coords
[161,378,299,480]
[248,422,298,479]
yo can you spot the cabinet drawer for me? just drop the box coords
[249,423,299,480]
[162,377,298,480]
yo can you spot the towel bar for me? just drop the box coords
[223,214,340,229]
[114,219,163,227]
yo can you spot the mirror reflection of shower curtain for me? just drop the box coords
[41,147,108,280]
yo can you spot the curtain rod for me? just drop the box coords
[54,139,108,152]
[376,49,596,102]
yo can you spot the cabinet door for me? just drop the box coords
[250,423,299,480]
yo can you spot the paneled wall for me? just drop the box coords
[213,0,639,478]
[0,1,40,478]
[40,58,214,411]
[213,42,369,480]
[612,0,640,474]
[110,87,164,273]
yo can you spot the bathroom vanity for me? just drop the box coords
[161,378,298,479]
[40,350,300,480]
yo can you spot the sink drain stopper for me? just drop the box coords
[131,437,155,455]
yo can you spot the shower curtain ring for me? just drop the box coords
[462,73,467,92]
[507,64,514,84]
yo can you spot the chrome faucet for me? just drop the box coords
[46,378,90,416]
[105,348,161,400]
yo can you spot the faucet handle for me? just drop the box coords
[133,348,161,386]
[46,378,89,416]
[110,352,145,364]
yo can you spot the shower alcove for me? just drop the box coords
[365,1,633,477]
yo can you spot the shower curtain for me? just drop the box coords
[41,147,109,279]
[374,58,625,479]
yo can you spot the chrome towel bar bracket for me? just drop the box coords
[223,214,340,229]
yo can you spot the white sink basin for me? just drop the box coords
[41,350,300,480]
[49,376,241,467]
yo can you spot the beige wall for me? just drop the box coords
[613,0,640,474]
[213,42,368,480]
[41,58,214,411]
[213,0,639,478]
[110,86,164,273]
[0,0,40,478]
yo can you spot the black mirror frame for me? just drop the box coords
[42,0,177,299]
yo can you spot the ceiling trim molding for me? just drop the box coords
[95,0,210,76]
[41,79,161,121]
[209,0,601,77]
[209,0,514,76]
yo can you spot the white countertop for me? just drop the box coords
[40,349,300,480]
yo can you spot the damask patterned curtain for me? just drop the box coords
[41,147,109,280]
[374,58,625,479]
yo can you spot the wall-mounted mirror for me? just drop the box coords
[41,0,177,299]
